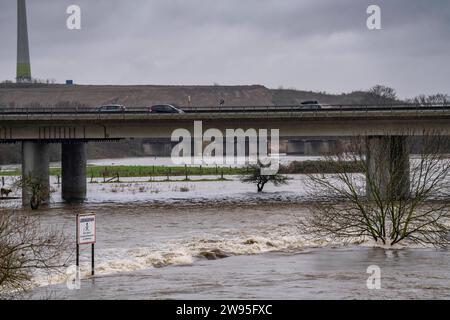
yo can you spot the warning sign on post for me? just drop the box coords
[77,214,96,245]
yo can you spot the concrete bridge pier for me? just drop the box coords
[62,142,87,202]
[21,141,50,206]
[319,140,331,154]
[286,140,304,155]
[304,141,314,155]
[366,136,410,200]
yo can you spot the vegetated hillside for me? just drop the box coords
[1,83,386,108]
[0,84,273,108]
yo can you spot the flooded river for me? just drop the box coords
[25,197,450,300]
[1,157,450,300]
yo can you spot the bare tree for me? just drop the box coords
[0,211,68,299]
[408,93,450,105]
[14,175,50,210]
[241,163,289,192]
[301,132,450,247]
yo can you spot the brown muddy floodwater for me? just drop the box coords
[1,174,449,299]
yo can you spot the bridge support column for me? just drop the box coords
[22,142,50,206]
[62,142,87,202]
[366,136,410,200]
[286,140,304,155]
[304,141,314,155]
[319,140,331,154]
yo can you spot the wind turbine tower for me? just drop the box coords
[17,0,32,83]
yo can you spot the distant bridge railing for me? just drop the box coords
[1,104,450,116]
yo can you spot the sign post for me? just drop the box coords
[76,213,96,276]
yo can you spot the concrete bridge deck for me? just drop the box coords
[1,104,450,141]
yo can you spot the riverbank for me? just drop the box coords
[0,160,362,179]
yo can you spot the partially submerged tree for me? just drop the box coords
[301,132,450,247]
[241,163,289,192]
[0,210,68,299]
[14,175,50,210]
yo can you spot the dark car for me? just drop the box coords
[149,104,185,114]
[97,104,127,112]
[300,100,322,110]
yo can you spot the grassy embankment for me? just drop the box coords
[0,161,362,182]
[0,165,245,182]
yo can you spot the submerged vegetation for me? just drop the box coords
[241,163,289,192]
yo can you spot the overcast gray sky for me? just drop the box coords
[0,0,449,98]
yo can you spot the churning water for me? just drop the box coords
[2,158,450,300]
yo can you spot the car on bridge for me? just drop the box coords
[300,100,322,110]
[149,104,185,114]
[97,104,127,112]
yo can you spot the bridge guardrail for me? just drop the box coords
[1,104,450,117]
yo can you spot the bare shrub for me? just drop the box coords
[0,211,68,299]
